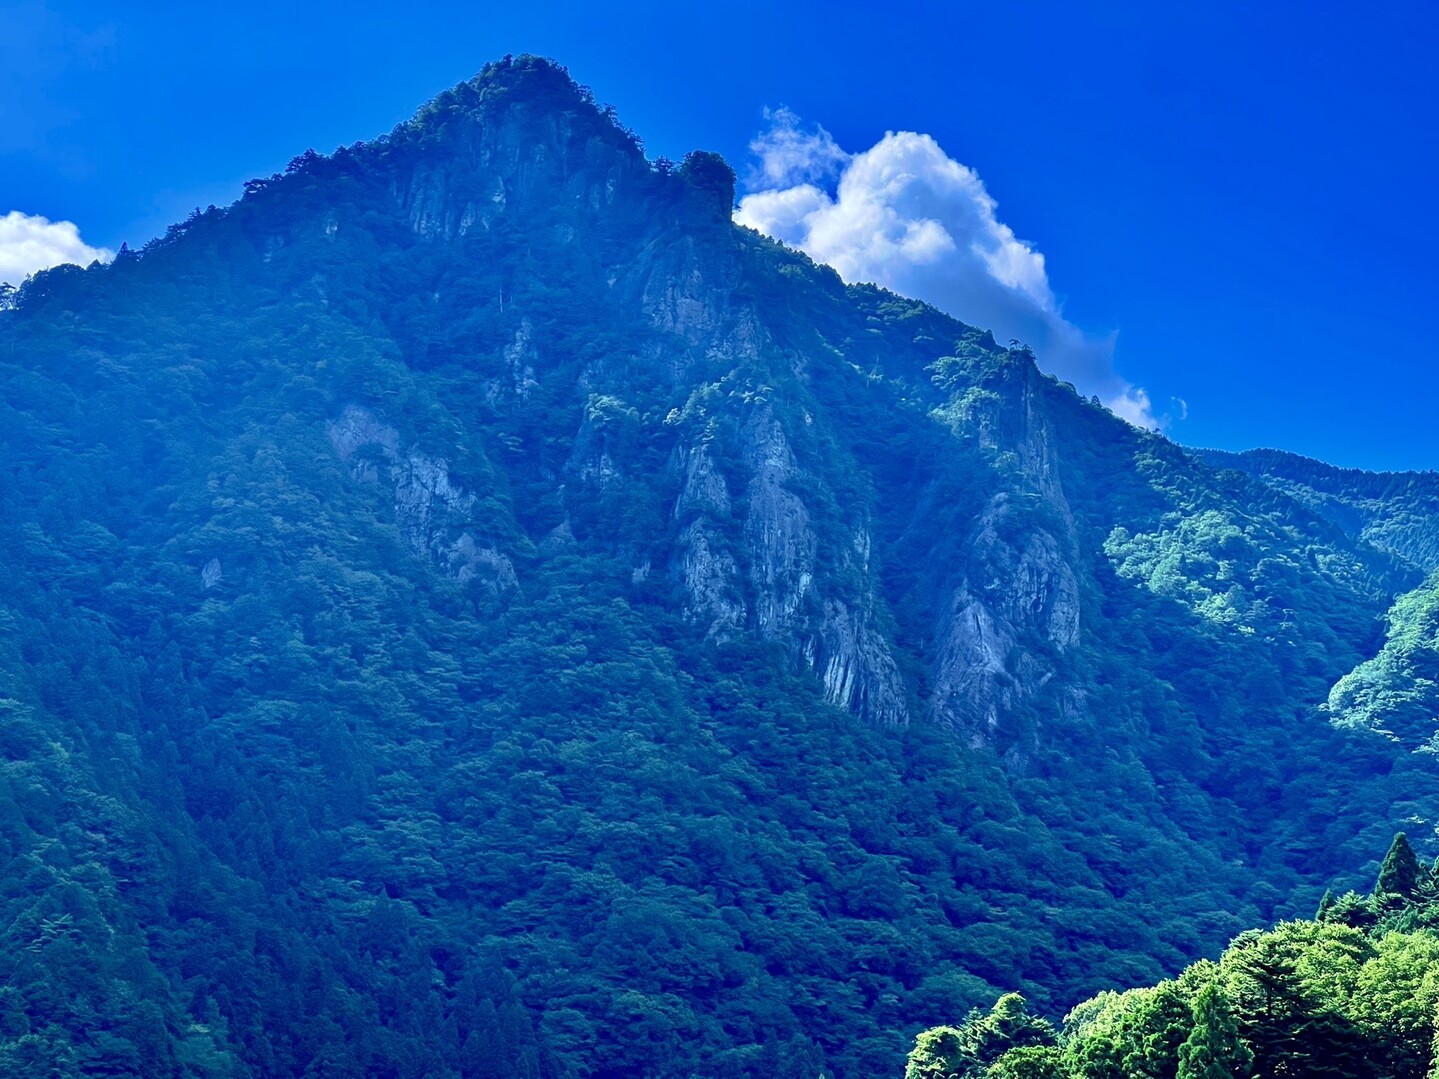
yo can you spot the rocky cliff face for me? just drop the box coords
[929,496,1081,742]
[635,253,912,723]
[365,83,921,724]
[923,356,1083,740]
[328,405,517,599]
[663,406,911,723]
[245,55,1396,756]
[302,58,1090,737]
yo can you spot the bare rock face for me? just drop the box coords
[669,442,745,636]
[915,349,1089,743]
[673,441,731,519]
[958,354,1071,508]
[394,72,649,247]
[495,320,539,405]
[631,234,768,390]
[663,402,910,724]
[327,406,517,598]
[736,413,908,719]
[342,58,1090,738]
[812,596,910,725]
[641,238,722,347]
[929,495,1081,736]
[675,520,747,636]
[742,413,817,638]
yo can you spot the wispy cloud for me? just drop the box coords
[735,112,1166,429]
[744,107,849,189]
[0,210,113,286]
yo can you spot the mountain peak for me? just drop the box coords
[403,54,620,142]
[333,53,738,234]
[7,49,1439,1079]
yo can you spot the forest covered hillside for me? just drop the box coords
[903,833,1439,1079]
[1202,448,1439,752]
[1199,447,1439,574]
[2,55,1438,1077]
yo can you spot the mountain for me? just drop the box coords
[1199,447,1439,575]
[2,55,1437,1078]
[1203,448,1439,751]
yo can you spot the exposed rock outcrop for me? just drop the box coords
[929,495,1081,737]
[335,56,1092,739]
[663,404,910,724]
[327,406,517,598]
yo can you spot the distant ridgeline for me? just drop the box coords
[1202,448,1439,751]
[904,833,1439,1079]
[3,53,1439,1077]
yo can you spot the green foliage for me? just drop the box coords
[1205,448,1439,755]
[903,995,1054,1079]
[1176,981,1250,1079]
[906,1026,969,1079]
[3,53,1439,1079]
[1379,832,1424,903]
[1328,574,1439,747]
[677,150,738,210]
[987,1045,1066,1078]
[911,836,1439,1079]
[1201,446,1439,576]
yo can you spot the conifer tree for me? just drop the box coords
[1428,1001,1439,1079]
[1227,933,1304,1076]
[1416,858,1439,906]
[989,1045,1066,1078]
[1377,832,1422,905]
[1177,982,1252,1079]
[1328,890,1378,929]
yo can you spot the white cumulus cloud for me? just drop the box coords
[735,113,1166,430]
[0,210,113,287]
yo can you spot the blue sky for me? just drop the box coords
[4,0,1436,469]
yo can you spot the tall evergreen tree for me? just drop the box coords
[1177,982,1251,1079]
[1328,890,1379,930]
[1415,858,1439,907]
[1428,1001,1439,1079]
[1123,981,1192,1078]
[1227,933,1306,1077]
[1378,832,1422,905]
[977,994,1056,1061]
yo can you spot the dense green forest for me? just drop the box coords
[2,55,1438,1077]
[904,834,1439,1079]
[1200,447,1439,575]
[1202,448,1439,753]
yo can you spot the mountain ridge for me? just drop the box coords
[2,54,1438,1077]
[1198,445,1439,573]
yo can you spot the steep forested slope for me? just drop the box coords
[1200,447,1439,574]
[1,56,1436,1078]
[1203,448,1439,752]
[1323,571,1439,748]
